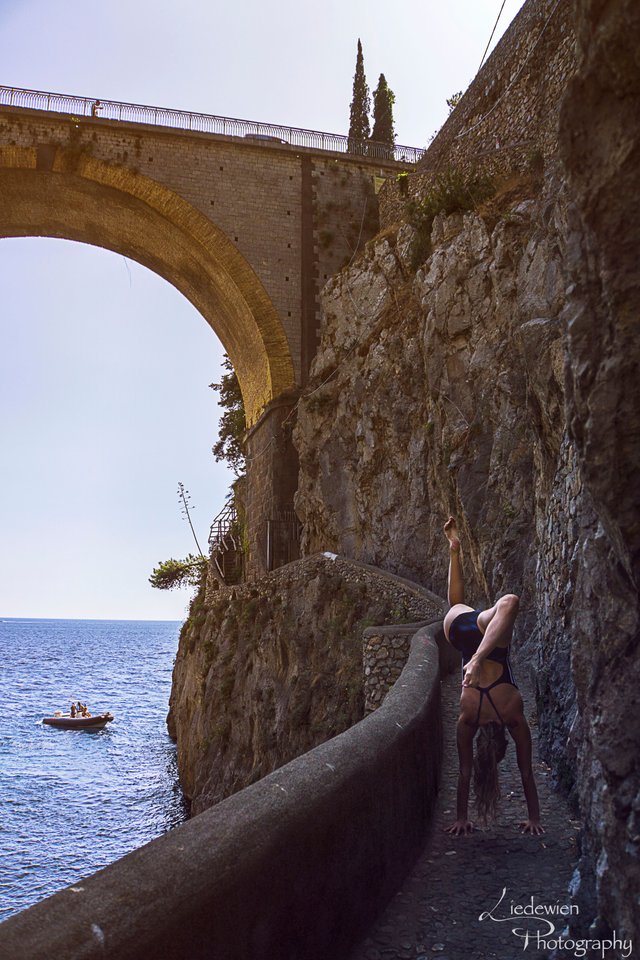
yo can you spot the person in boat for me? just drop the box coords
[70,703,77,718]
[442,516,544,836]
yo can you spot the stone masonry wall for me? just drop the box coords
[381,0,577,227]
[243,394,300,577]
[363,625,423,715]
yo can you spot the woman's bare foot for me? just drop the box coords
[444,516,461,552]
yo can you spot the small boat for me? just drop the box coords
[42,713,114,730]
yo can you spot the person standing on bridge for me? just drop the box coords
[442,516,544,837]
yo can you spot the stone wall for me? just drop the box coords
[364,623,459,715]
[364,626,416,715]
[380,0,577,227]
[243,392,300,577]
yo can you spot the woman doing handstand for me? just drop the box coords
[442,516,544,837]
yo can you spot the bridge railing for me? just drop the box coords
[0,84,425,164]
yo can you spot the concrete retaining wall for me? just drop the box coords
[0,623,445,960]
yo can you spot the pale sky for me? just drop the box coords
[0,0,525,619]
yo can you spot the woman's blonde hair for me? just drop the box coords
[474,722,508,823]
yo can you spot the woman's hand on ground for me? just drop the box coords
[445,819,475,836]
[444,516,461,552]
[519,819,545,835]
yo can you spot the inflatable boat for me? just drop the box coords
[42,712,114,730]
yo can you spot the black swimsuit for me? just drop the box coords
[448,609,518,725]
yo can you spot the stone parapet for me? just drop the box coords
[364,621,460,715]
[364,624,424,714]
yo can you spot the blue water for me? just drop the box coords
[0,617,188,921]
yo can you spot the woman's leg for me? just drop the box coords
[476,594,520,646]
[464,595,519,687]
[443,517,476,639]
[444,516,464,606]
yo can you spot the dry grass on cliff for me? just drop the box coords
[475,170,543,230]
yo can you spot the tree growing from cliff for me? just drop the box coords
[348,39,370,149]
[209,354,246,477]
[149,484,206,591]
[371,73,395,151]
[149,554,207,590]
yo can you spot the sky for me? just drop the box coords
[0,0,525,620]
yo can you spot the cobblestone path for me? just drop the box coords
[350,658,581,960]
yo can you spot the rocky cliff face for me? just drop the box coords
[293,0,639,937]
[168,555,441,815]
[295,175,567,641]
[294,171,583,807]
[554,0,640,940]
[294,169,586,818]
[168,0,637,941]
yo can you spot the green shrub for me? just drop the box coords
[396,171,410,197]
[408,167,496,269]
[149,554,207,591]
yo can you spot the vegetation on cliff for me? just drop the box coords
[149,483,207,592]
[209,354,246,478]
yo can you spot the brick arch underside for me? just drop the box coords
[0,147,295,425]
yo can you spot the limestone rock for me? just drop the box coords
[168,555,440,814]
[293,10,640,935]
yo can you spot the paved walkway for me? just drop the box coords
[350,658,581,960]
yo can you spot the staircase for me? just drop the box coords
[208,502,243,584]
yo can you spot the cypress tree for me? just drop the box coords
[348,39,370,149]
[371,73,396,154]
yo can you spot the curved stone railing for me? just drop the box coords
[0,620,447,960]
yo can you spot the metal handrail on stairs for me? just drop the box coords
[208,502,242,582]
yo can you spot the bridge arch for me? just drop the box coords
[0,145,295,425]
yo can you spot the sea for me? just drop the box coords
[0,617,188,922]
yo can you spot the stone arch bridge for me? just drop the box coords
[0,86,422,575]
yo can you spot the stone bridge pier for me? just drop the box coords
[244,391,301,577]
[0,87,420,578]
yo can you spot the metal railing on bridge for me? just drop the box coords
[0,84,425,164]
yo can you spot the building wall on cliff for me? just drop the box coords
[381,0,576,227]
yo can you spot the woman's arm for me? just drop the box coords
[445,717,475,835]
[511,719,545,835]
